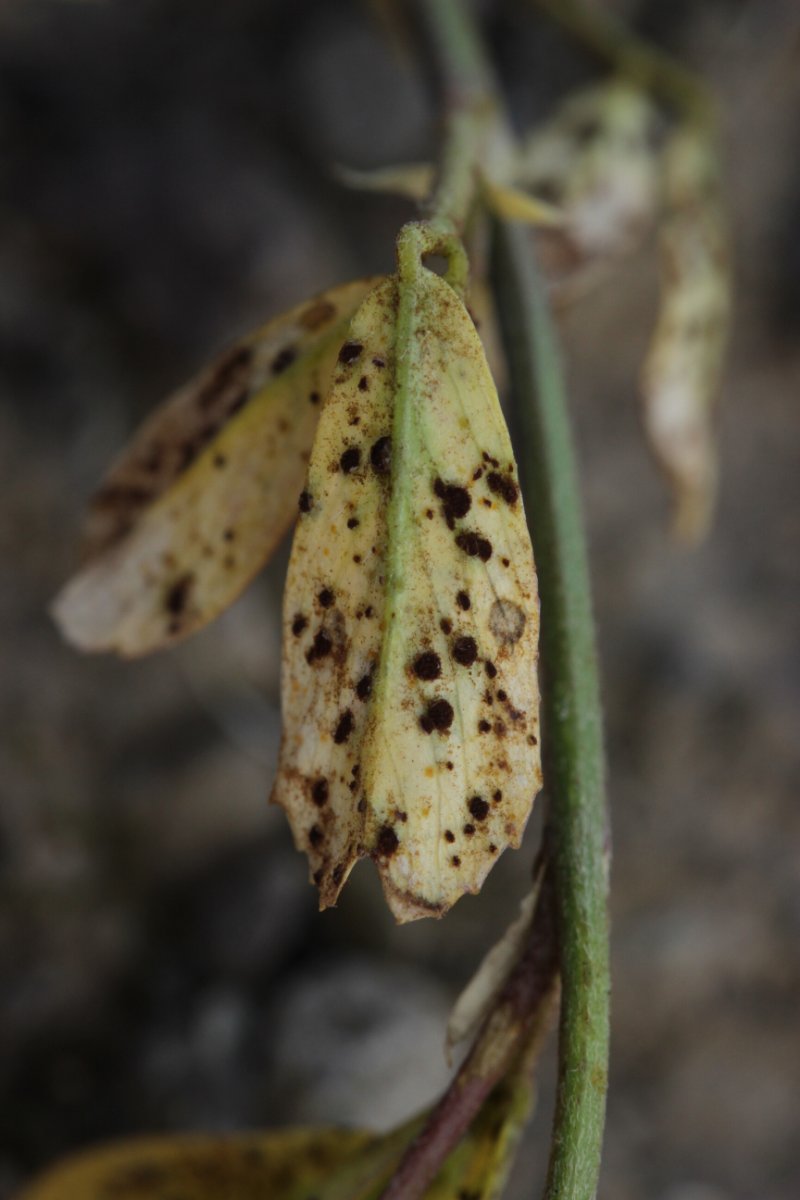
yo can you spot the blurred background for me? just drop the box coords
[0,2,798,1198]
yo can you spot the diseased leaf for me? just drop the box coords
[15,1059,535,1200]
[273,268,541,923]
[52,279,378,657]
[641,129,731,541]
[447,881,540,1061]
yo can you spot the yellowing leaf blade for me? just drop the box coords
[274,269,541,922]
[52,279,379,656]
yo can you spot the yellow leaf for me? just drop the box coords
[641,130,731,542]
[52,279,379,657]
[273,267,541,923]
[14,1062,535,1200]
[335,162,435,202]
[482,178,564,227]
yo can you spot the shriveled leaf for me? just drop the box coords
[447,881,540,1060]
[273,269,541,923]
[15,1060,535,1200]
[13,1124,416,1200]
[641,129,731,541]
[482,179,564,228]
[519,81,662,263]
[52,279,378,657]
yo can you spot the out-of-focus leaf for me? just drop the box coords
[52,279,379,657]
[335,162,435,202]
[518,80,662,263]
[16,1052,536,1200]
[447,881,540,1060]
[641,128,731,541]
[482,179,564,227]
[273,267,541,923]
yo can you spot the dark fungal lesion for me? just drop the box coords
[375,825,399,857]
[355,671,373,700]
[318,587,335,608]
[455,530,492,561]
[338,341,363,365]
[270,345,297,375]
[489,598,526,644]
[486,470,519,505]
[412,650,442,681]
[311,778,329,807]
[433,477,472,529]
[164,572,193,617]
[468,795,490,821]
[456,589,471,610]
[308,824,324,848]
[291,613,308,637]
[370,436,392,475]
[452,635,478,667]
[298,489,313,513]
[300,298,336,331]
[419,697,454,734]
[306,629,333,664]
[340,447,361,474]
[333,709,354,744]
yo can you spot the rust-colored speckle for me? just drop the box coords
[440,617,453,635]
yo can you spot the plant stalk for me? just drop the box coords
[491,220,610,1200]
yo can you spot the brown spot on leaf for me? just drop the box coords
[455,530,492,561]
[478,719,491,733]
[412,650,442,681]
[489,599,526,644]
[420,697,454,734]
[165,573,193,616]
[340,447,361,473]
[299,490,313,513]
[370,436,392,475]
[356,672,373,700]
[376,825,399,857]
[358,376,369,392]
[468,796,490,821]
[306,630,333,663]
[347,516,360,529]
[444,830,455,843]
[440,617,453,635]
[311,778,329,807]
[291,613,308,637]
[334,709,354,744]
[308,825,324,848]
[451,856,461,867]
[486,471,519,505]
[456,590,471,610]
[309,390,321,405]
[338,341,363,365]
[452,635,478,667]
[271,345,297,375]
[434,477,472,527]
[318,587,335,608]
[463,823,475,836]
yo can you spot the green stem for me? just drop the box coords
[491,221,609,1200]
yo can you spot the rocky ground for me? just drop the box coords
[0,2,798,1198]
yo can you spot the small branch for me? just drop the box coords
[532,0,715,130]
[378,870,559,1200]
[491,222,610,1200]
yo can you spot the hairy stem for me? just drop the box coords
[491,222,610,1200]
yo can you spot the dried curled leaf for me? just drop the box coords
[273,268,541,923]
[15,1058,534,1200]
[519,80,662,264]
[335,162,435,203]
[641,129,731,541]
[52,279,378,656]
